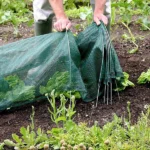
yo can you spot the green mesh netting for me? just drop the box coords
[0,23,123,111]
[77,22,123,102]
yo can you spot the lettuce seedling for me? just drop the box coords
[137,69,150,84]
[0,75,35,102]
[114,72,135,91]
[40,71,81,99]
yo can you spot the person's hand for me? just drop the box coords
[54,17,71,32]
[93,12,108,26]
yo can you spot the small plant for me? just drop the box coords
[65,6,92,29]
[40,71,81,99]
[3,106,49,150]
[122,22,139,54]
[46,90,76,126]
[0,75,35,103]
[137,69,150,84]
[114,72,135,91]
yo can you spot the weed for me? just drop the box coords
[2,106,49,150]
[46,90,76,126]
[122,22,139,54]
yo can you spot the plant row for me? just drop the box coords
[0,91,150,150]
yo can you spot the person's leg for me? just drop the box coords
[90,0,111,32]
[33,0,54,35]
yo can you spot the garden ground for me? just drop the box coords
[0,20,150,142]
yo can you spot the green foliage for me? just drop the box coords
[0,75,35,102]
[137,69,150,84]
[47,121,104,149]
[112,0,150,29]
[63,0,76,9]
[3,139,15,147]
[40,71,69,95]
[46,90,76,126]
[66,6,92,29]
[115,72,135,91]
[0,143,4,150]
[47,105,150,150]
[40,71,81,99]
[1,102,150,150]
[12,126,48,148]
[137,16,150,31]
[5,75,24,89]
[121,22,139,54]
[3,107,49,150]
[63,0,89,9]
[122,31,139,54]
[66,6,92,20]
[0,0,33,26]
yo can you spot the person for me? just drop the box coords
[33,0,111,35]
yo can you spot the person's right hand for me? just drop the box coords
[93,11,108,26]
[54,17,71,32]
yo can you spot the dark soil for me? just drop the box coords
[0,21,150,142]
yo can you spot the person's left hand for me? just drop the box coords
[93,11,108,26]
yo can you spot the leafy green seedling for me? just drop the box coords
[40,71,81,99]
[46,90,76,126]
[0,75,35,103]
[3,106,49,150]
[114,72,135,91]
[137,69,150,84]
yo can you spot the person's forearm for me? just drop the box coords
[93,0,108,25]
[94,0,106,13]
[49,0,71,31]
[49,0,67,19]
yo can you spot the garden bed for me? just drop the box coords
[0,20,150,142]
